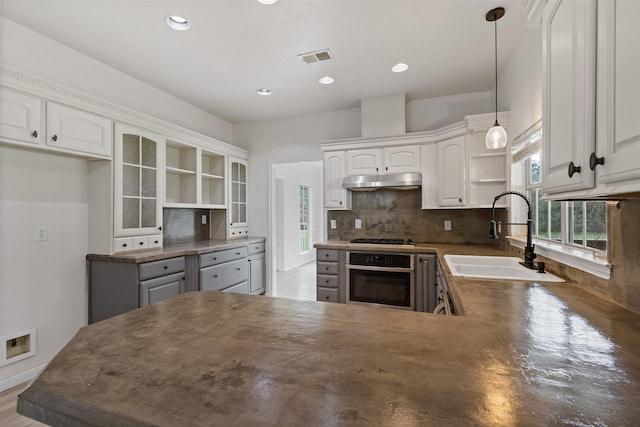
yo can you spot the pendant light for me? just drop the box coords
[485,7,507,149]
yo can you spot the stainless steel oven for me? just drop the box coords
[346,251,414,310]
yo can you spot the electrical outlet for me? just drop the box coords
[202,214,207,225]
[355,219,362,229]
[36,226,47,242]
[330,220,337,229]
[444,221,452,231]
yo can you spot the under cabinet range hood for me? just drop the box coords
[342,172,422,191]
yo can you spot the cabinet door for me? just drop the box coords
[46,103,112,158]
[248,253,265,294]
[0,87,42,145]
[139,271,184,307]
[383,145,421,173]
[595,0,640,186]
[346,148,381,175]
[542,0,597,194]
[200,259,248,291]
[437,136,466,207]
[323,151,351,209]
[114,124,163,236]
[229,158,248,229]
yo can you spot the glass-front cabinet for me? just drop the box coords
[228,157,248,237]
[115,124,162,237]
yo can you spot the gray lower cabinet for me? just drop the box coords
[248,242,266,295]
[316,249,340,303]
[200,246,249,292]
[416,254,437,313]
[89,256,185,324]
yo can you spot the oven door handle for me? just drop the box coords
[346,264,414,273]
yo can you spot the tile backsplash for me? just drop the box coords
[327,189,507,247]
[163,208,211,245]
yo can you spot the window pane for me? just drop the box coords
[570,201,584,246]
[550,200,562,241]
[585,201,607,251]
[537,193,549,239]
[529,153,541,184]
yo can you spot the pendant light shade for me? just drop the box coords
[486,7,507,149]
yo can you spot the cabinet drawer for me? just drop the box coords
[221,280,249,294]
[114,237,133,252]
[200,246,248,268]
[200,259,248,291]
[317,287,339,303]
[317,274,338,288]
[317,249,338,262]
[317,262,338,275]
[229,227,249,239]
[133,236,148,250]
[247,241,265,255]
[147,234,163,248]
[139,256,185,281]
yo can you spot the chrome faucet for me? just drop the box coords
[490,190,538,270]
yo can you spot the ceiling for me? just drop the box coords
[0,0,527,124]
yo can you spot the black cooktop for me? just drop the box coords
[350,238,413,245]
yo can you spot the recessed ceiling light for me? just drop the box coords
[257,0,278,4]
[257,88,272,96]
[392,63,409,73]
[166,16,190,31]
[319,76,335,85]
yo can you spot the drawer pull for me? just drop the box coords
[325,295,330,300]
[163,265,168,269]
[325,267,329,271]
[122,243,127,247]
[236,267,241,271]
[154,240,159,244]
[568,161,581,178]
[325,254,329,258]
[139,241,144,245]
[236,252,241,255]
[325,279,329,284]
[32,130,38,138]
[213,274,218,278]
[52,134,58,142]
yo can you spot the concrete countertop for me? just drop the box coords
[19,243,640,426]
[86,237,266,264]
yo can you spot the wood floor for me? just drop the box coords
[0,383,44,427]
[273,261,316,301]
[1,262,317,427]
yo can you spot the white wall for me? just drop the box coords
[0,147,89,389]
[499,27,543,138]
[274,162,323,271]
[406,91,492,132]
[1,17,233,143]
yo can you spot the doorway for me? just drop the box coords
[270,160,324,300]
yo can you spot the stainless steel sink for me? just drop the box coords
[444,255,564,283]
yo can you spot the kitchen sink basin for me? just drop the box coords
[444,255,564,283]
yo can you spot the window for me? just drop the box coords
[299,185,310,253]
[525,151,607,254]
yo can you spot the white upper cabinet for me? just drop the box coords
[323,151,351,210]
[541,0,597,194]
[0,87,43,146]
[346,145,420,175]
[229,157,248,229]
[46,102,112,158]
[114,123,163,237]
[595,0,640,186]
[437,136,466,207]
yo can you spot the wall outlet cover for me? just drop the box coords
[355,219,362,229]
[330,220,337,229]
[444,221,452,231]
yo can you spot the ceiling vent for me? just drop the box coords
[298,49,333,64]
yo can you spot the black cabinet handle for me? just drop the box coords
[213,274,218,278]
[236,267,241,271]
[325,254,329,258]
[458,198,462,203]
[325,295,330,300]
[568,161,581,178]
[339,201,342,205]
[236,252,241,255]
[325,279,329,284]
[32,130,38,138]
[589,153,605,170]
[376,167,379,172]
[158,226,162,231]
[52,134,58,142]
[154,240,159,244]
[163,265,168,269]
[122,243,128,247]
[139,241,144,245]
[385,166,388,171]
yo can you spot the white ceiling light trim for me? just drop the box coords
[166,16,190,31]
[319,76,334,85]
[257,0,278,4]
[257,88,272,96]
[392,63,408,73]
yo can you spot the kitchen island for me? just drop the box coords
[18,245,640,426]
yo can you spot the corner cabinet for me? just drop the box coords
[541,0,597,194]
[114,124,163,238]
[323,151,351,210]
